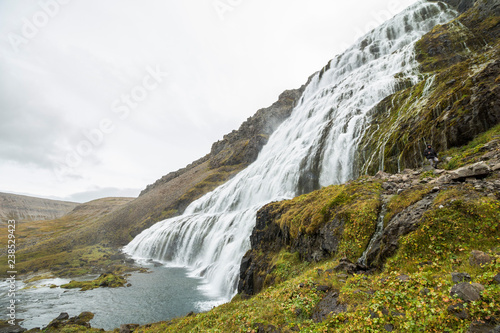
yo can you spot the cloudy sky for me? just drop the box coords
[0,0,417,203]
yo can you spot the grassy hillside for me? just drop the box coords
[0,197,134,278]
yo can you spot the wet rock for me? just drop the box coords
[450,282,483,302]
[469,250,493,267]
[55,313,69,321]
[311,291,346,323]
[365,193,437,268]
[452,272,472,283]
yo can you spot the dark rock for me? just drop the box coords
[253,323,281,333]
[469,250,493,267]
[316,285,330,292]
[55,313,69,321]
[365,193,437,268]
[493,273,500,285]
[452,272,472,283]
[384,323,395,332]
[450,282,482,302]
[311,291,346,323]
[448,303,469,320]
[467,320,500,333]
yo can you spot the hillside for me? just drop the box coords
[0,192,78,222]
[0,197,134,278]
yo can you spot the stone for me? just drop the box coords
[364,193,437,268]
[311,291,346,323]
[451,272,472,283]
[469,250,493,267]
[450,282,482,302]
[467,320,500,333]
[384,324,394,332]
[120,324,140,333]
[316,285,330,292]
[470,283,485,293]
[55,313,69,321]
[493,273,500,285]
[448,162,491,181]
[448,303,468,320]
[375,171,390,179]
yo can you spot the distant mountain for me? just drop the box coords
[0,192,78,222]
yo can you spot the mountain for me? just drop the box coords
[0,192,78,222]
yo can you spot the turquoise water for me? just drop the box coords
[0,264,224,330]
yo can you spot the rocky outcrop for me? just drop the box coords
[0,192,78,222]
[364,192,438,268]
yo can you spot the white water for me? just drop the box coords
[124,1,457,301]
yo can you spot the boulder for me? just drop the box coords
[311,291,346,323]
[450,282,483,302]
[493,273,500,285]
[469,250,493,267]
[448,162,491,181]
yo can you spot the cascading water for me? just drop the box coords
[124,1,457,301]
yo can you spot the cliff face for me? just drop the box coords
[357,0,500,175]
[0,192,78,222]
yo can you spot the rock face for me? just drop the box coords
[0,192,78,222]
[364,193,437,268]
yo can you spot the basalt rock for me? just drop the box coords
[364,193,437,268]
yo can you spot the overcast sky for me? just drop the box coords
[0,0,418,203]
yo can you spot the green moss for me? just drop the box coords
[61,273,127,291]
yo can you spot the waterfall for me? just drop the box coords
[123,1,457,301]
